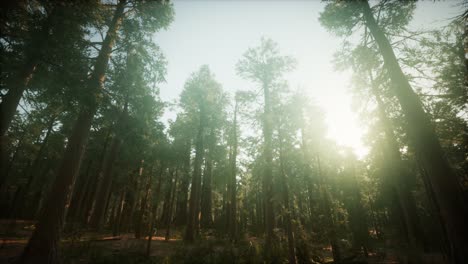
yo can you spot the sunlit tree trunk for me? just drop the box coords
[361,2,468,262]
[278,128,297,264]
[317,155,341,262]
[371,77,425,257]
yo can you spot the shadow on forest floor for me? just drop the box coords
[0,219,445,264]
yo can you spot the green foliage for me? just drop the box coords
[236,37,296,85]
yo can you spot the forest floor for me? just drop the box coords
[0,219,427,264]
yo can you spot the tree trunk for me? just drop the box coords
[361,2,468,262]
[185,108,206,242]
[89,136,121,230]
[165,168,179,241]
[278,129,297,264]
[146,163,165,255]
[160,168,174,227]
[10,115,55,219]
[200,129,215,228]
[317,155,341,262]
[174,141,190,226]
[262,81,275,257]
[227,98,238,240]
[20,114,57,215]
[19,2,125,262]
[135,165,152,239]
[112,189,125,236]
[369,74,425,260]
[67,159,93,222]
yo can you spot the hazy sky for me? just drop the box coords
[154,1,460,158]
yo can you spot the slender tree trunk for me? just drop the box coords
[135,165,152,239]
[19,2,126,262]
[185,109,206,242]
[165,168,179,241]
[89,136,121,230]
[317,155,341,262]
[278,129,297,264]
[160,168,174,226]
[227,99,238,240]
[200,129,214,228]
[362,2,468,262]
[101,181,114,227]
[0,129,27,194]
[262,81,275,257]
[68,159,93,222]
[342,162,369,257]
[146,163,165,255]
[174,142,190,226]
[128,160,144,233]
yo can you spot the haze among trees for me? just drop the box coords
[0,1,467,264]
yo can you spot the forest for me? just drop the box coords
[0,1,467,264]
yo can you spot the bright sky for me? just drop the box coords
[154,1,460,159]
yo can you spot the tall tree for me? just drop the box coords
[183,65,226,242]
[237,37,295,257]
[19,2,173,262]
[320,2,468,262]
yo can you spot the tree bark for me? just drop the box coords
[317,155,341,262]
[262,81,275,258]
[89,136,121,230]
[227,98,238,240]
[200,129,214,228]
[146,162,165,255]
[165,168,179,241]
[135,165,152,239]
[174,141,190,226]
[278,129,297,264]
[361,2,468,262]
[370,75,425,256]
[19,2,126,262]
[185,108,206,242]
[13,115,56,219]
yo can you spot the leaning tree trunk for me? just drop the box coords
[0,7,55,187]
[19,2,126,263]
[370,76,425,256]
[185,108,206,242]
[361,2,468,263]
[14,114,56,219]
[0,59,38,138]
